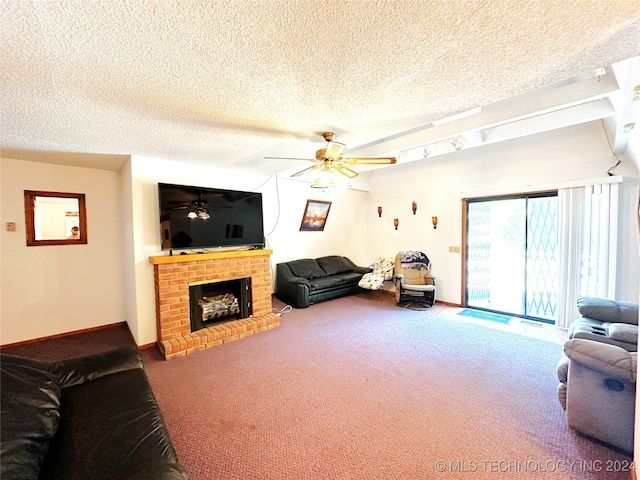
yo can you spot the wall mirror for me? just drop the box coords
[24,190,87,246]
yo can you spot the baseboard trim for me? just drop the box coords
[0,321,129,350]
[435,300,462,307]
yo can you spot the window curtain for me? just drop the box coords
[557,182,619,328]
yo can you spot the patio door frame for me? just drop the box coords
[461,190,558,323]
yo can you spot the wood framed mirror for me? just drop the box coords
[24,190,87,246]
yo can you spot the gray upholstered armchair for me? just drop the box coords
[556,338,636,453]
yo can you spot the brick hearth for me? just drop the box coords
[149,249,278,360]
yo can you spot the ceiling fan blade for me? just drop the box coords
[264,156,316,162]
[335,165,359,179]
[343,157,397,165]
[291,163,323,178]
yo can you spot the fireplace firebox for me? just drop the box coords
[189,278,252,332]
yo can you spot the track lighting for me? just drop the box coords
[451,137,464,151]
[423,147,431,158]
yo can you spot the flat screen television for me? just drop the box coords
[158,183,265,251]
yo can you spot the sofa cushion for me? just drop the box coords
[0,354,62,480]
[316,256,355,275]
[39,368,184,480]
[287,259,327,279]
[577,297,639,325]
[307,276,345,291]
[332,271,364,283]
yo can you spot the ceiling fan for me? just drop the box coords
[265,132,397,186]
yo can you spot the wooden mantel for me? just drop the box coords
[149,248,274,265]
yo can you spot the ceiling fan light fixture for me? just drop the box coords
[197,210,210,219]
[311,169,333,189]
[187,211,198,219]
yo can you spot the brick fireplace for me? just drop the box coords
[149,249,278,360]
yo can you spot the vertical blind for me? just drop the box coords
[557,182,619,328]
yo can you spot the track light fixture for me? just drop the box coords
[423,147,431,158]
[451,137,464,151]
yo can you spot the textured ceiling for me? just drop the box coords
[1,0,640,175]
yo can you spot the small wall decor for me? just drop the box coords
[432,216,438,229]
[393,218,399,230]
[377,206,382,217]
[300,199,332,231]
[412,201,417,215]
[24,190,88,246]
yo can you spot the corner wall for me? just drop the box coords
[0,157,127,345]
[127,156,368,346]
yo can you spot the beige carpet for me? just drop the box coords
[135,293,631,479]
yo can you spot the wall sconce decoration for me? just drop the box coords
[412,201,417,215]
[432,216,438,229]
[394,218,399,230]
[378,206,382,217]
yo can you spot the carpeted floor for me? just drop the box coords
[3,293,632,479]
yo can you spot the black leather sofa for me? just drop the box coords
[0,345,188,480]
[276,255,371,308]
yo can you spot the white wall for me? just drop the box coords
[126,156,368,346]
[356,121,640,304]
[2,119,638,347]
[0,158,126,345]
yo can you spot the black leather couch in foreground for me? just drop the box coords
[276,255,371,308]
[0,345,189,480]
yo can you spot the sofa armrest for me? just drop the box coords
[50,345,143,389]
[276,263,311,308]
[352,266,373,275]
[564,339,636,383]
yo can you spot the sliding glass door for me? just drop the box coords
[465,193,558,322]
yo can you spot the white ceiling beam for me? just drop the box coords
[346,68,620,159]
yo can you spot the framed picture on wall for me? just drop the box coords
[300,200,332,231]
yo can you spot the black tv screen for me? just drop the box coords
[158,183,265,251]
